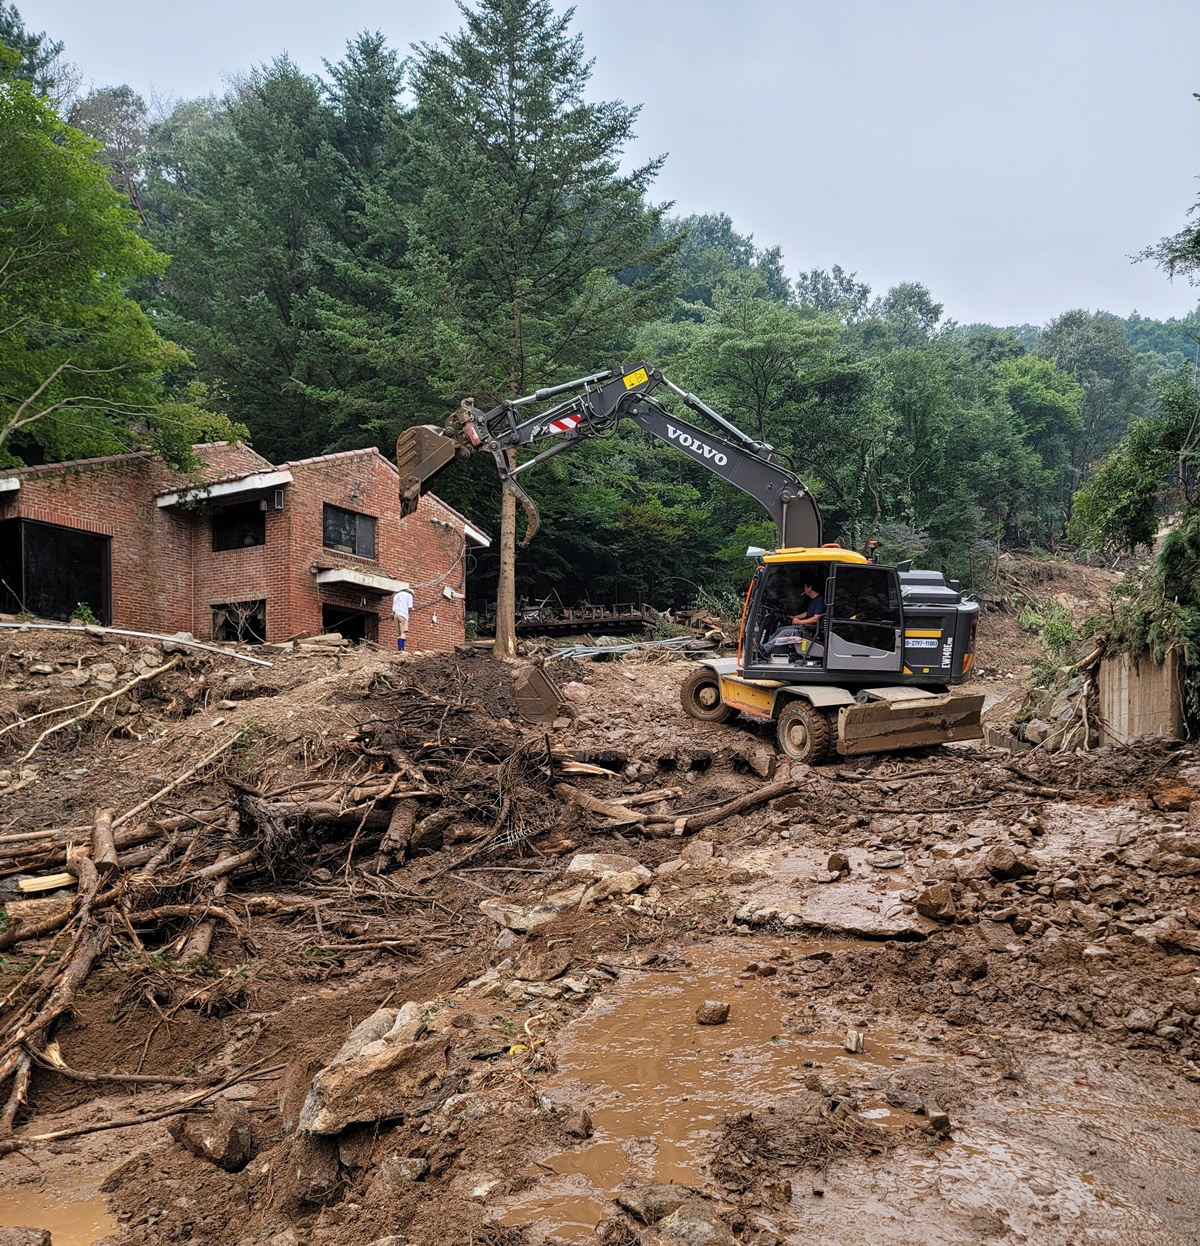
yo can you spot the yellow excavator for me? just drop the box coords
[395,363,984,763]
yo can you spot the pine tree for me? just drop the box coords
[408,0,677,651]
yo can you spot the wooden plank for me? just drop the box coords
[17,872,76,894]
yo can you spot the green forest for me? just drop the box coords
[2,0,1199,616]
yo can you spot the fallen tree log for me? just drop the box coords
[180,815,239,964]
[555,783,646,826]
[642,777,799,835]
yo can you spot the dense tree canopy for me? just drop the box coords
[0,50,240,469]
[6,0,1200,614]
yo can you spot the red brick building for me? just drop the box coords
[0,443,488,650]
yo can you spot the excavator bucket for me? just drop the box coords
[396,425,459,516]
[835,690,985,756]
[513,664,570,725]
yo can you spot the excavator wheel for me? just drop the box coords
[776,699,834,764]
[681,668,733,723]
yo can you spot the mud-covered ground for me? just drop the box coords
[1,601,1197,1246]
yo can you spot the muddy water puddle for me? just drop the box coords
[499,937,924,1240]
[0,1187,115,1245]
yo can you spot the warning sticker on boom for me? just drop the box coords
[623,367,649,390]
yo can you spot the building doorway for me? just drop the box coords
[321,603,378,643]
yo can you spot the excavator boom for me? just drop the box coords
[395,363,821,548]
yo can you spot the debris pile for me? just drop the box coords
[989,638,1104,753]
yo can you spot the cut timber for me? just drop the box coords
[91,808,117,879]
[17,872,76,894]
[836,692,985,755]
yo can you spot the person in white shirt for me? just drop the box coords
[392,583,413,652]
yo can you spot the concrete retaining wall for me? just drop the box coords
[1098,648,1185,744]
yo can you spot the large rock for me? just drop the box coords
[984,846,1033,880]
[914,881,956,922]
[581,869,651,905]
[566,853,651,883]
[0,1230,52,1246]
[695,1000,730,1025]
[169,1097,252,1171]
[298,1036,448,1134]
[617,1186,738,1245]
[479,885,587,931]
[281,1134,342,1206]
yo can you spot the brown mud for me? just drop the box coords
[1,578,1198,1246]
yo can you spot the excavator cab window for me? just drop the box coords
[748,562,828,667]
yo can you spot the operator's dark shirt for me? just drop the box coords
[804,592,826,622]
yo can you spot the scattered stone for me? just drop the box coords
[844,1029,865,1053]
[985,845,1033,880]
[924,1099,952,1136]
[884,1088,924,1113]
[870,850,905,869]
[728,867,752,885]
[467,1176,506,1202]
[931,842,966,860]
[696,1000,731,1025]
[566,852,650,882]
[914,881,956,922]
[563,1107,594,1138]
[1151,781,1198,812]
[169,1097,252,1171]
[826,851,850,875]
[380,1155,429,1184]
[366,1238,409,1246]
[681,838,714,866]
[1052,878,1077,899]
[0,1231,51,1246]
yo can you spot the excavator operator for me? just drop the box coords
[763,572,827,658]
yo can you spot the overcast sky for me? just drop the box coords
[28,0,1200,327]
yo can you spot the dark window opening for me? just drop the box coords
[212,600,266,644]
[321,603,378,644]
[212,500,266,551]
[829,565,901,652]
[0,518,111,623]
[323,504,376,560]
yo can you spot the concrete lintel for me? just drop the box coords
[157,470,293,508]
[314,567,409,595]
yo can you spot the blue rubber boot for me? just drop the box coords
[396,637,406,652]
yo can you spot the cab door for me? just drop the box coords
[824,564,903,674]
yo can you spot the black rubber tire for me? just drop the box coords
[775,699,834,764]
[680,667,733,722]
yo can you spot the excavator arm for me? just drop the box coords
[395,363,822,548]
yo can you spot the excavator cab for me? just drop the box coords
[742,551,907,680]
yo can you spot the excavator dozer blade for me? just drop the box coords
[835,691,985,756]
[396,425,459,516]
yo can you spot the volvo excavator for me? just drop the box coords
[395,363,984,764]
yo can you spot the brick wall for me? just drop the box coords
[282,449,468,651]
[0,452,193,632]
[0,445,475,650]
